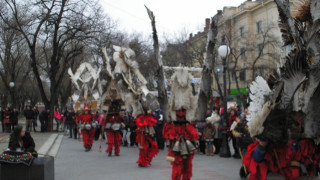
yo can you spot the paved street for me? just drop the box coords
[55,137,243,180]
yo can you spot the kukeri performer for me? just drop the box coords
[103,101,124,156]
[79,103,97,152]
[162,68,199,180]
[135,106,159,167]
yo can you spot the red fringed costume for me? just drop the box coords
[162,109,199,180]
[135,114,159,167]
[243,139,320,180]
[104,112,123,156]
[79,113,96,151]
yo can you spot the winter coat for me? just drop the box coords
[3,111,11,124]
[54,111,62,120]
[203,123,216,141]
[24,109,34,120]
[8,132,36,154]
[10,111,19,125]
[39,110,49,121]
[65,111,76,125]
[206,112,220,139]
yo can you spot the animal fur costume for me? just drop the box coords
[135,113,159,167]
[79,104,96,151]
[163,68,199,180]
[103,101,124,156]
[242,0,320,179]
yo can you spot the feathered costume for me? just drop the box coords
[135,114,159,167]
[103,101,124,156]
[163,68,199,180]
[242,0,320,179]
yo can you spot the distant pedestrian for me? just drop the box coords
[3,107,11,133]
[24,106,34,132]
[65,109,76,138]
[203,119,216,156]
[206,107,221,154]
[32,107,39,132]
[39,109,50,132]
[10,108,19,131]
[0,107,4,132]
[54,108,62,132]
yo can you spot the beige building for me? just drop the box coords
[187,0,293,101]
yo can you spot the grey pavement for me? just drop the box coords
[55,137,243,180]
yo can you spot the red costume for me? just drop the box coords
[79,104,96,151]
[163,109,199,180]
[135,114,159,167]
[104,112,123,156]
[243,139,320,180]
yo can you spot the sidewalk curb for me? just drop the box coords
[48,135,64,157]
[38,134,58,156]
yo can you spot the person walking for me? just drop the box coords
[10,108,19,131]
[79,104,96,152]
[65,109,76,138]
[54,108,62,132]
[103,101,124,156]
[39,109,49,132]
[32,107,39,132]
[24,106,34,132]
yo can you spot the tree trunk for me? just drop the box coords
[145,6,169,122]
[196,18,218,121]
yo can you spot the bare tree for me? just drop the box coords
[0,0,111,116]
[0,19,30,108]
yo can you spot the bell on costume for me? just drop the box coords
[172,139,181,153]
[148,126,155,136]
[186,140,196,151]
[180,139,189,156]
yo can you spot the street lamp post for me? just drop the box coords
[218,45,231,158]
[9,82,15,108]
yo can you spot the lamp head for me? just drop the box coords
[218,45,230,58]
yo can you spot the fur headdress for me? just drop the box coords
[247,0,320,143]
[169,67,197,121]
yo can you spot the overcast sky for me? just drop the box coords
[99,0,246,39]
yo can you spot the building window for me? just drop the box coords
[239,26,244,38]
[256,21,263,34]
[239,69,246,81]
[258,43,264,55]
[240,47,246,59]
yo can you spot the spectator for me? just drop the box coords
[8,125,37,157]
[65,109,76,138]
[54,108,62,132]
[32,107,39,132]
[24,106,34,132]
[196,120,206,155]
[203,119,216,156]
[3,107,11,133]
[206,107,221,154]
[153,109,164,150]
[10,108,19,131]
[39,109,49,132]
[229,109,240,158]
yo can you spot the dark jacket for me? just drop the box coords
[8,132,36,154]
[39,110,49,121]
[65,111,75,125]
[10,111,19,125]
[24,109,34,120]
